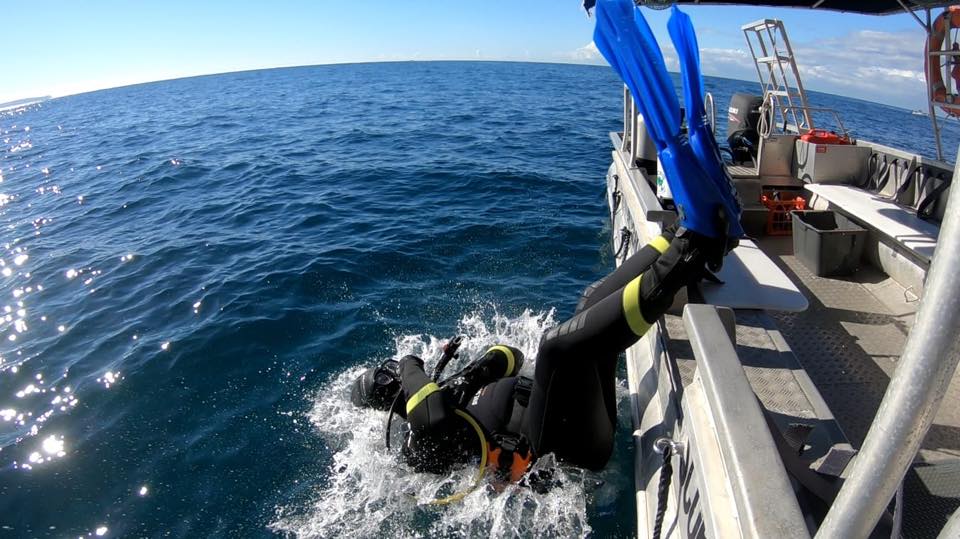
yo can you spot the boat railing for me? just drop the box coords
[705,91,716,136]
[758,94,848,139]
[682,304,811,538]
[621,86,659,174]
[621,87,718,166]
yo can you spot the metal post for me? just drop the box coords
[815,146,960,537]
[948,11,954,98]
[623,85,632,154]
[631,98,641,165]
[898,0,930,32]
[778,20,812,130]
[743,28,766,94]
[922,8,945,161]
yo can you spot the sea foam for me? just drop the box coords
[270,308,628,538]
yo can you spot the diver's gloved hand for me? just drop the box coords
[707,230,739,273]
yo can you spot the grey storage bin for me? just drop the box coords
[791,210,867,277]
[794,139,871,185]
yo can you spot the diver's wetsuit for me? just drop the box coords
[523,226,713,469]
[396,345,526,475]
[382,227,717,475]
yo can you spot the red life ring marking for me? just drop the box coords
[927,6,960,117]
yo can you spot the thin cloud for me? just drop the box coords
[790,29,927,107]
[567,28,931,108]
[570,42,605,64]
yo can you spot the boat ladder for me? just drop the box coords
[742,19,814,134]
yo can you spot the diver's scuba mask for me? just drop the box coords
[350,359,402,411]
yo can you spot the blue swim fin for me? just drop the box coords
[593,0,744,240]
[667,6,744,238]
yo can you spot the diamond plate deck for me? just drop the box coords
[663,309,817,420]
[903,461,960,538]
[758,235,960,535]
[759,236,960,455]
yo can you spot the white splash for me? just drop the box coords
[269,307,627,538]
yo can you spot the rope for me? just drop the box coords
[613,227,632,260]
[652,440,675,539]
[611,191,622,220]
[610,173,622,223]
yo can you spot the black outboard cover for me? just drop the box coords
[726,93,764,164]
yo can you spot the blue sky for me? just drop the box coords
[4,1,930,108]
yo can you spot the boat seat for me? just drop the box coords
[700,239,808,312]
[804,183,939,265]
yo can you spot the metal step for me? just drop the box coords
[758,55,792,64]
[742,19,780,31]
[767,90,801,98]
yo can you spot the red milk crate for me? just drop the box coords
[761,191,807,236]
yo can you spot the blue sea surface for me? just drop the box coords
[0,61,956,538]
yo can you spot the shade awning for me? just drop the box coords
[583,0,954,16]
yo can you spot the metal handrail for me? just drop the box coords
[759,94,849,139]
[705,91,716,136]
[684,305,810,538]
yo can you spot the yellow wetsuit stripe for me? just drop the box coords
[623,275,651,336]
[428,409,488,506]
[650,235,670,255]
[488,345,516,376]
[405,382,441,415]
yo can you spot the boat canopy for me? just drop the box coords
[584,0,954,16]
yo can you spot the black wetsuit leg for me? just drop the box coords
[524,230,708,470]
[575,226,676,314]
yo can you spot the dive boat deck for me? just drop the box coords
[758,235,960,537]
[758,235,960,456]
[641,236,960,537]
[607,5,960,534]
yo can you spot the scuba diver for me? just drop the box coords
[351,0,743,498]
[351,225,728,489]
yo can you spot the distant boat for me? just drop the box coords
[911,109,928,116]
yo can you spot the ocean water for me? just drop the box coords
[0,61,956,539]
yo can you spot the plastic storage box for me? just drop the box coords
[793,139,872,184]
[791,210,867,277]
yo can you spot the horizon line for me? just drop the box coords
[14,59,914,113]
